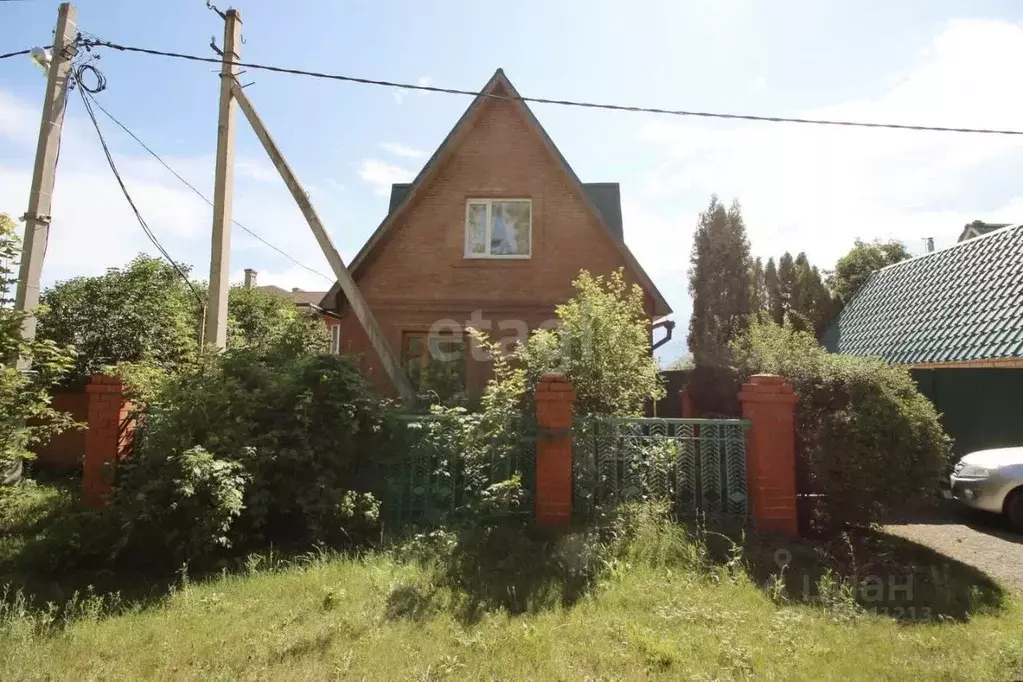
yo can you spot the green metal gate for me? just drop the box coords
[572,417,750,522]
[375,413,537,525]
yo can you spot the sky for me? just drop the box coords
[4,0,1023,362]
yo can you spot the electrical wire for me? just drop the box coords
[73,69,205,305]
[0,49,31,60]
[82,93,335,284]
[79,37,1023,136]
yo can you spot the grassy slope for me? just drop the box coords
[1,550,1022,679]
[2,483,1023,680]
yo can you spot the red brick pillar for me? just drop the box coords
[679,387,695,418]
[535,373,575,526]
[738,374,799,537]
[82,375,134,509]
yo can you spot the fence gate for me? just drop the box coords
[375,413,537,525]
[572,417,750,522]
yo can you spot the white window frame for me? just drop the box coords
[464,199,532,259]
[330,324,341,354]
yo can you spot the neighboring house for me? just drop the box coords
[958,220,1010,242]
[317,68,672,399]
[243,268,342,352]
[822,223,1023,454]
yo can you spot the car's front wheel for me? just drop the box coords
[1004,488,1023,533]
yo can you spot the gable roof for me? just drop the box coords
[958,220,1010,243]
[822,224,1023,365]
[320,68,670,317]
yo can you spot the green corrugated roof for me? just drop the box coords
[822,224,1023,364]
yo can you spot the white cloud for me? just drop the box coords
[393,76,433,104]
[0,90,38,144]
[378,142,425,159]
[630,18,1023,349]
[358,158,413,195]
[235,157,279,183]
[0,87,336,289]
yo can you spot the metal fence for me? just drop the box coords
[374,413,536,525]
[572,416,750,522]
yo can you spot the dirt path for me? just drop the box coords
[885,503,1023,593]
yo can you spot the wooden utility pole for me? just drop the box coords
[13,2,77,369]
[231,84,418,406]
[204,8,242,349]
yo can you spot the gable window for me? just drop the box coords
[465,199,531,258]
[401,331,467,400]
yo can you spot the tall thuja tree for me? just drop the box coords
[750,257,767,317]
[764,257,784,325]
[687,196,754,365]
[777,252,797,321]
[0,213,76,479]
[789,252,833,337]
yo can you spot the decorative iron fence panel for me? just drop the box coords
[572,416,750,522]
[373,413,536,525]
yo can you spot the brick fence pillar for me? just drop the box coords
[679,387,695,418]
[82,375,134,509]
[738,374,799,537]
[534,373,575,526]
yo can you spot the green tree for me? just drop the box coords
[510,268,663,416]
[226,286,328,358]
[764,257,783,325]
[750,257,767,316]
[0,214,77,479]
[829,239,911,304]
[777,252,796,320]
[789,252,834,337]
[38,255,201,377]
[687,196,754,364]
[37,256,328,381]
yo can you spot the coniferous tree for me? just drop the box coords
[764,257,784,325]
[687,196,754,365]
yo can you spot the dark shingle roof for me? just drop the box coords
[256,285,328,308]
[387,181,624,241]
[822,224,1023,365]
[958,220,1010,243]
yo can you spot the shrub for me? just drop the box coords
[730,322,949,529]
[114,446,247,564]
[0,214,78,478]
[111,342,386,563]
[516,269,664,416]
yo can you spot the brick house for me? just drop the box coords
[318,69,672,399]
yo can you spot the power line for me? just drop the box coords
[73,69,205,306]
[0,49,31,60]
[83,92,335,284]
[80,37,1023,137]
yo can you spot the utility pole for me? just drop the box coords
[231,84,418,406]
[13,2,77,369]
[205,8,242,349]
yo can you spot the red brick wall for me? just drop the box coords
[337,88,652,397]
[31,391,89,470]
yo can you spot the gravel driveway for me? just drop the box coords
[885,502,1023,593]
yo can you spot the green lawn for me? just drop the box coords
[2,484,1023,680]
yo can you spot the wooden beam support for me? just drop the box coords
[230,83,417,406]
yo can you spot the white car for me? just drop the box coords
[949,447,1023,532]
